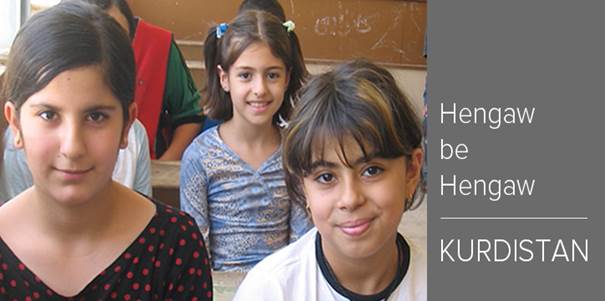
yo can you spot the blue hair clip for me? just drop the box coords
[216,23,229,39]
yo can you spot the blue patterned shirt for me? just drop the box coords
[180,126,313,271]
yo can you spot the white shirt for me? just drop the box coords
[111,119,152,195]
[233,228,427,301]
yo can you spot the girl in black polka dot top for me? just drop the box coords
[0,202,212,300]
[0,2,212,300]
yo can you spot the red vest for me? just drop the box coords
[132,19,172,158]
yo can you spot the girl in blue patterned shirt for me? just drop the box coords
[180,10,313,271]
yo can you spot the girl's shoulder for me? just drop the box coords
[0,189,34,234]
[403,233,427,285]
[119,189,201,243]
[182,126,223,160]
[133,198,210,270]
[194,126,220,145]
[148,200,201,234]
[233,229,318,300]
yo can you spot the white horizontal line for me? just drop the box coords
[175,39,204,47]
[441,217,588,220]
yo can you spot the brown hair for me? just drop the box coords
[283,59,424,209]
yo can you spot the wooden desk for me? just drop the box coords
[151,160,180,188]
[151,160,180,208]
[213,271,246,301]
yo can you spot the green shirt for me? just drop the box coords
[156,39,204,155]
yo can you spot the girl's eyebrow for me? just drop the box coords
[28,103,59,111]
[84,105,119,112]
[309,153,379,171]
[234,65,285,71]
[28,103,118,112]
[349,155,378,166]
[309,160,337,171]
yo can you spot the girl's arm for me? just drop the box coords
[179,144,211,256]
[158,123,201,161]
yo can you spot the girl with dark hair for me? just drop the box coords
[0,0,153,205]
[180,10,313,272]
[237,0,308,84]
[200,0,309,132]
[0,2,212,299]
[234,60,427,300]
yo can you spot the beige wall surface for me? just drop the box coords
[131,0,426,68]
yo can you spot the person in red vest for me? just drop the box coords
[80,0,203,160]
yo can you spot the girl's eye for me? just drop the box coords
[362,166,384,177]
[267,72,280,80]
[39,111,56,121]
[315,173,335,184]
[238,72,252,80]
[87,112,108,122]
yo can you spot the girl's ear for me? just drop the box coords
[217,65,230,92]
[120,102,138,149]
[4,102,23,148]
[404,148,424,198]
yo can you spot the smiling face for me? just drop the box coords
[4,66,133,206]
[218,41,289,127]
[302,136,421,262]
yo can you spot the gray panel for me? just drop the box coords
[428,0,605,299]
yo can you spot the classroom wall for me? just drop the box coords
[130,0,427,116]
[131,0,426,68]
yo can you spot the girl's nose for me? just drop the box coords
[60,120,86,159]
[253,77,268,97]
[337,177,366,211]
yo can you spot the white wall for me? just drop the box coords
[0,0,21,52]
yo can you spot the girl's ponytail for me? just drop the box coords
[202,24,232,120]
[284,30,308,105]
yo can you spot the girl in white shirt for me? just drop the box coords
[234,59,427,301]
